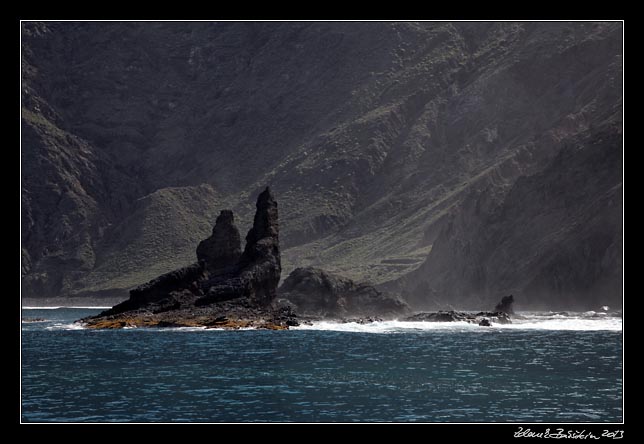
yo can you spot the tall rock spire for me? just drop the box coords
[239,186,281,304]
[241,187,279,261]
[87,187,283,322]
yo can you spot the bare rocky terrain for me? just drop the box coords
[21,21,622,310]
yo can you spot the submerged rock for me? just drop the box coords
[81,187,289,329]
[279,266,409,319]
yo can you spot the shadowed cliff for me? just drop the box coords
[22,22,622,309]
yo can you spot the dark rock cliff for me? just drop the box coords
[399,121,623,310]
[196,210,242,274]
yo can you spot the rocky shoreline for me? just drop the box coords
[83,299,298,330]
[403,310,511,326]
[80,189,515,330]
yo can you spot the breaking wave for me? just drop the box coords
[294,312,622,333]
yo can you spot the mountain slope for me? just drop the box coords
[21,21,623,308]
[397,117,622,310]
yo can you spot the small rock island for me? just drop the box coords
[82,187,297,329]
[81,187,515,330]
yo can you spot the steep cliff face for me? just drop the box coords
[400,120,623,310]
[21,101,144,298]
[21,21,622,308]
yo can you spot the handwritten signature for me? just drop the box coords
[514,427,624,440]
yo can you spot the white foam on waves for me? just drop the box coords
[45,322,87,331]
[293,314,622,334]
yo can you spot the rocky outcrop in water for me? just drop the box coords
[403,310,511,325]
[81,187,292,329]
[278,266,409,319]
[22,317,46,323]
[400,294,518,325]
[495,295,515,315]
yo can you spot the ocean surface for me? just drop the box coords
[21,308,623,423]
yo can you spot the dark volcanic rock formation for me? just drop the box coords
[238,187,281,304]
[195,187,281,307]
[279,267,409,319]
[494,295,515,315]
[404,310,511,325]
[128,264,204,308]
[196,210,242,274]
[82,187,290,329]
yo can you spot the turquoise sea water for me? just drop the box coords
[21,308,622,423]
